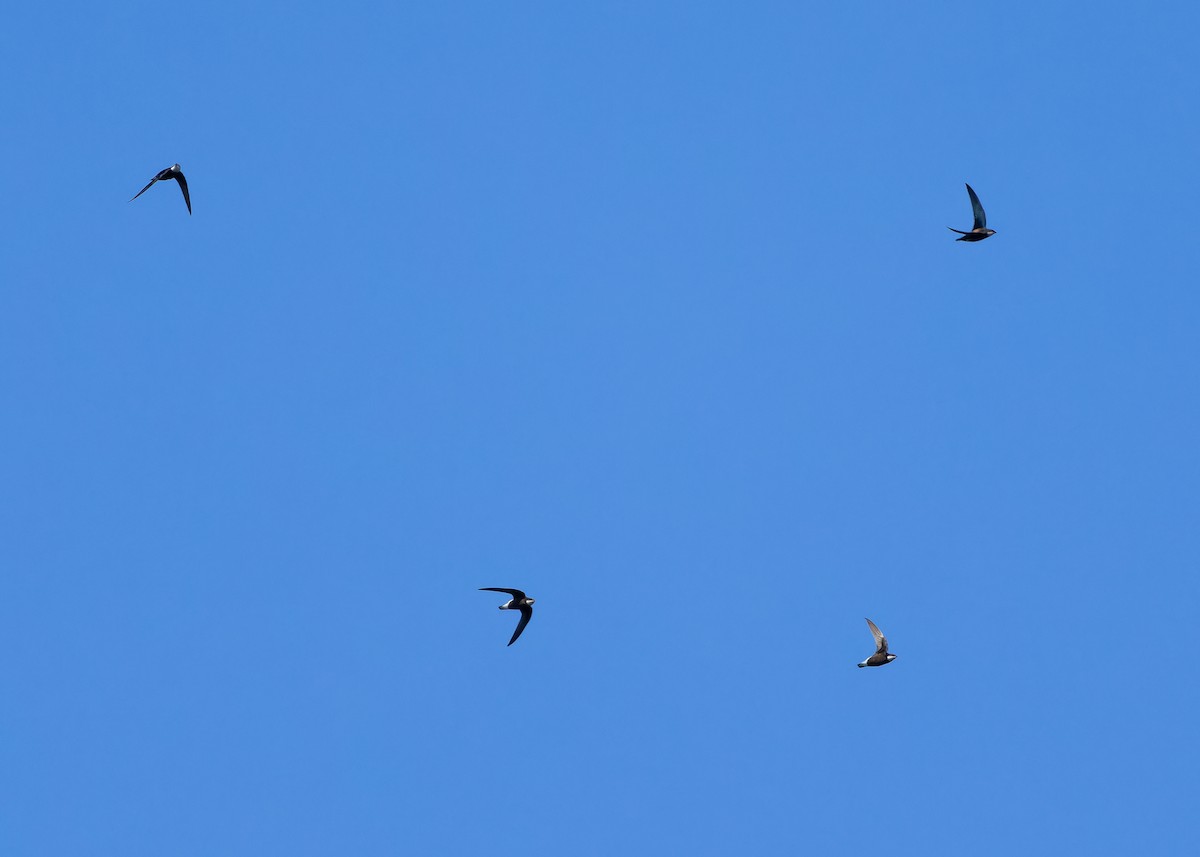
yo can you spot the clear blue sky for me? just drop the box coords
[2,2,1197,854]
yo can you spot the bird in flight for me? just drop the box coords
[857,618,897,668]
[948,183,994,242]
[130,164,191,214]
[479,587,535,646]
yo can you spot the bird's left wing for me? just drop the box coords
[174,173,191,214]
[508,606,532,646]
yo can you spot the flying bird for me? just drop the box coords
[479,587,535,646]
[948,183,994,242]
[857,617,897,668]
[130,164,191,214]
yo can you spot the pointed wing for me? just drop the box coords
[479,587,526,600]
[508,605,532,646]
[129,176,159,202]
[865,618,888,654]
[174,172,191,214]
[965,183,986,229]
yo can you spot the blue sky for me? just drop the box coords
[2,2,1198,854]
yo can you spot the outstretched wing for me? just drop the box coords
[480,587,526,600]
[174,172,191,214]
[965,183,986,230]
[129,176,159,202]
[508,605,532,646]
[865,618,888,654]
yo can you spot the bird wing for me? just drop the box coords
[129,176,159,202]
[966,183,986,229]
[479,587,526,600]
[865,618,888,654]
[508,605,532,646]
[174,172,191,215]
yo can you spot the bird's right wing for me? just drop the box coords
[129,177,158,202]
[480,587,526,600]
[865,618,888,654]
[966,183,987,230]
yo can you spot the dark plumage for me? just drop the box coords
[479,587,535,646]
[857,617,897,668]
[947,183,994,241]
[130,163,191,214]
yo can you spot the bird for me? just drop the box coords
[948,183,994,241]
[479,587,535,646]
[857,618,897,668]
[130,164,191,214]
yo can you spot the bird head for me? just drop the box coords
[526,598,536,605]
[887,654,898,662]
[172,163,182,171]
[983,229,996,236]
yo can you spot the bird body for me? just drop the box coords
[948,183,994,241]
[857,617,897,668]
[130,163,191,214]
[479,587,535,646]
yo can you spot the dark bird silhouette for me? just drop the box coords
[130,164,191,214]
[948,183,994,241]
[479,587,535,646]
[857,618,897,668]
